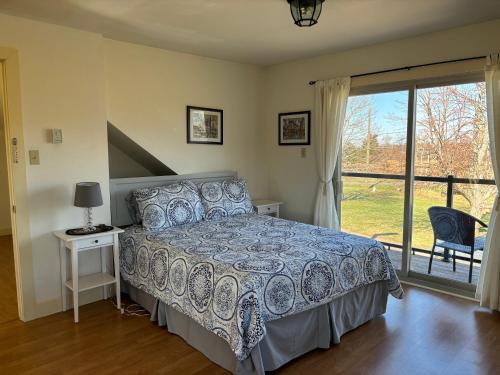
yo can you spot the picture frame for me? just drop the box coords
[187,106,223,145]
[278,111,311,146]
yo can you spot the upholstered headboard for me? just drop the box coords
[109,171,237,227]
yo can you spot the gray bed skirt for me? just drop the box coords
[123,280,388,375]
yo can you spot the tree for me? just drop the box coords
[342,97,383,172]
[342,95,372,170]
[416,83,495,219]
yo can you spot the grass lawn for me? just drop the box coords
[341,177,493,253]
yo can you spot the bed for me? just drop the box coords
[110,171,403,374]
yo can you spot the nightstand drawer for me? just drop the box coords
[76,234,114,249]
[257,205,278,214]
[252,200,282,218]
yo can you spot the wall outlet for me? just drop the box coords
[28,150,40,165]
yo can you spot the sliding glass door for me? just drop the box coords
[410,81,494,285]
[340,90,408,271]
[339,77,496,292]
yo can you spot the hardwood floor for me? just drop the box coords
[0,234,18,323]
[0,285,498,374]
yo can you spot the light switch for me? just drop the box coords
[301,148,306,158]
[29,150,40,165]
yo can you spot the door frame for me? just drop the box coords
[1,48,36,321]
[338,69,488,298]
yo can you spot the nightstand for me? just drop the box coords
[54,227,124,323]
[253,200,283,218]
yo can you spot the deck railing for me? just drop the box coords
[341,171,495,264]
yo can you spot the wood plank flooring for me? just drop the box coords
[0,235,18,323]
[0,284,498,374]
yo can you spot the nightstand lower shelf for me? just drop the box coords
[65,272,117,293]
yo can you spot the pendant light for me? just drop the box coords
[287,0,325,27]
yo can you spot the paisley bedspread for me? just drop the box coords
[119,213,403,361]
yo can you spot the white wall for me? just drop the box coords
[104,39,267,199]
[262,19,500,224]
[0,14,109,318]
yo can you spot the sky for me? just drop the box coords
[347,90,408,145]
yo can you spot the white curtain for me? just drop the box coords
[476,53,500,310]
[313,77,351,229]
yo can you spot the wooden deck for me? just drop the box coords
[387,247,481,285]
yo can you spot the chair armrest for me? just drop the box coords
[475,218,488,228]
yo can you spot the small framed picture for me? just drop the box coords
[187,106,223,145]
[278,111,311,146]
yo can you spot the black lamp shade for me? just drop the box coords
[287,0,324,27]
[74,182,103,208]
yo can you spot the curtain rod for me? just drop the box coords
[308,55,486,85]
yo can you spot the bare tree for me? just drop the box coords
[342,95,371,169]
[416,83,495,219]
[342,96,385,172]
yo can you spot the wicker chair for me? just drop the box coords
[427,206,487,283]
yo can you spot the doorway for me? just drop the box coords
[339,74,494,297]
[0,62,18,322]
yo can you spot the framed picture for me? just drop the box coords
[278,111,311,145]
[187,106,223,145]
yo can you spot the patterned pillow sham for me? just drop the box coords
[133,180,205,230]
[199,178,254,220]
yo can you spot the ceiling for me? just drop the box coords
[0,0,499,66]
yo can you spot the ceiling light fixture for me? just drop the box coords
[287,0,325,27]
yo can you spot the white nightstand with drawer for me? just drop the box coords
[54,227,124,323]
[253,200,283,218]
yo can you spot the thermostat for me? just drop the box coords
[50,129,63,144]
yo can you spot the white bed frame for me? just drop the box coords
[109,171,237,227]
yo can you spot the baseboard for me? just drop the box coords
[400,279,478,302]
[0,227,12,236]
[29,286,117,321]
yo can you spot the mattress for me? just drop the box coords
[119,213,403,360]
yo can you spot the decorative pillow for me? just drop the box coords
[125,192,142,225]
[199,178,254,220]
[133,180,205,230]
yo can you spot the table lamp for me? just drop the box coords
[74,182,103,232]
